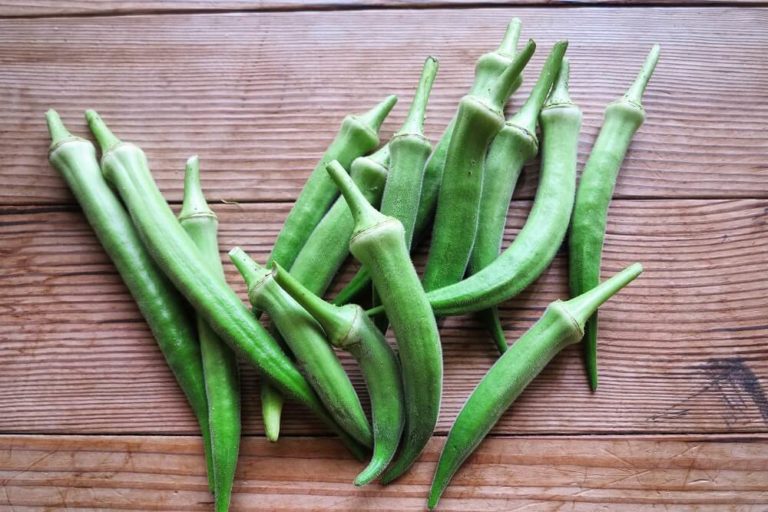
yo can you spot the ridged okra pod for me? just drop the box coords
[326,160,442,483]
[229,248,372,448]
[419,59,582,316]
[272,263,404,487]
[335,20,525,306]
[268,95,397,271]
[289,145,390,296]
[422,40,536,291]
[85,110,367,460]
[428,264,643,509]
[470,41,567,353]
[45,111,215,491]
[178,156,241,512]
[569,45,660,391]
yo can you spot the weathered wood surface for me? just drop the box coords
[1,434,766,510]
[3,199,767,435]
[2,8,767,206]
[0,0,762,18]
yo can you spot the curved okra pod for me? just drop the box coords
[570,45,660,391]
[289,145,390,296]
[271,262,404,487]
[470,41,568,353]
[85,110,368,461]
[417,59,582,316]
[268,95,397,271]
[422,40,536,291]
[45,111,215,491]
[336,20,525,306]
[326,160,442,483]
[178,156,241,512]
[229,247,373,448]
[428,263,643,510]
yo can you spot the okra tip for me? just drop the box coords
[179,155,214,220]
[45,109,74,145]
[513,39,569,132]
[489,39,536,109]
[564,262,643,326]
[357,94,398,134]
[326,160,384,230]
[399,56,440,136]
[84,109,121,154]
[497,18,523,57]
[625,44,661,106]
[544,57,572,107]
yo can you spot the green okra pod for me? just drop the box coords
[428,263,643,509]
[570,45,660,391]
[229,247,372,448]
[335,20,525,306]
[290,145,390,296]
[272,262,404,487]
[268,95,397,271]
[179,156,241,512]
[422,40,536,291]
[470,41,568,353]
[326,160,442,483]
[85,110,368,461]
[410,58,582,316]
[45,111,215,491]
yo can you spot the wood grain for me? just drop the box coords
[1,1,764,18]
[2,8,767,205]
[1,434,766,510]
[2,199,767,436]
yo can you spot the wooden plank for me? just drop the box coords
[1,1,764,18]
[2,199,767,436]
[1,434,766,510]
[2,8,767,205]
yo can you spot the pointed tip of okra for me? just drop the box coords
[228,246,270,290]
[497,18,523,58]
[511,40,568,132]
[326,160,386,231]
[544,57,572,107]
[356,95,398,134]
[45,109,76,146]
[564,263,643,328]
[179,155,214,220]
[399,56,439,136]
[624,44,661,107]
[84,109,122,154]
[489,39,536,110]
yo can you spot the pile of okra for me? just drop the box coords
[46,19,660,511]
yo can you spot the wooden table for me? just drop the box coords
[2,1,767,510]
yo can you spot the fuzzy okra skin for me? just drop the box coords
[268,95,397,271]
[570,45,660,391]
[326,160,442,483]
[272,263,404,487]
[419,59,582,316]
[85,110,368,461]
[45,111,215,492]
[229,248,373,448]
[178,156,241,512]
[422,40,536,291]
[470,41,567,353]
[380,56,439,248]
[289,145,390,296]
[427,263,643,510]
[335,20,524,307]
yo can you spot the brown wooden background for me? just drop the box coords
[1,1,767,510]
